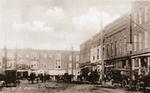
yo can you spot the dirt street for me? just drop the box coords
[0,80,144,93]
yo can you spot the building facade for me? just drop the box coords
[80,39,92,65]
[103,15,131,73]
[131,0,150,75]
[0,49,80,79]
[90,32,103,75]
[80,32,103,82]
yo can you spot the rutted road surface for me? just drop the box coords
[0,80,143,93]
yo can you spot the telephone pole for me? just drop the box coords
[129,14,133,79]
[15,41,18,70]
[71,44,74,76]
[4,30,7,72]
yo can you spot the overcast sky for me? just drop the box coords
[0,0,133,50]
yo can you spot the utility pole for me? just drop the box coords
[71,44,74,76]
[38,52,41,71]
[129,14,133,79]
[100,11,104,82]
[15,41,18,70]
[4,46,7,71]
[4,30,7,72]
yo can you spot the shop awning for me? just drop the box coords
[48,70,66,75]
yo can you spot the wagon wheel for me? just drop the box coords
[121,80,127,88]
[135,82,140,91]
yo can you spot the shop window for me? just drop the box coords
[141,57,147,68]
[122,61,126,68]
[148,57,150,71]
[134,58,139,67]
[125,60,130,69]
[115,61,122,68]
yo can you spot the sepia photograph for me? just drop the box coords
[0,0,150,93]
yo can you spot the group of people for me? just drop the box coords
[27,73,49,84]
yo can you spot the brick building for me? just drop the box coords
[80,39,92,65]
[103,15,131,72]
[0,49,80,79]
[131,0,150,75]
[79,0,150,84]
[80,32,103,81]
[90,32,103,74]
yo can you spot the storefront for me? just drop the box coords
[17,70,28,79]
[131,53,150,75]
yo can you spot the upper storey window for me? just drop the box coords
[134,35,137,51]
[144,6,149,22]
[139,9,142,24]
[133,12,137,27]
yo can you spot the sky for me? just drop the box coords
[0,0,133,50]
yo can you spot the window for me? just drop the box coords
[103,45,105,58]
[56,54,62,69]
[139,33,142,50]
[123,36,127,54]
[69,63,72,68]
[134,35,137,51]
[144,6,149,22]
[106,45,109,57]
[144,31,148,49]
[56,60,61,69]
[49,54,52,59]
[98,46,102,60]
[119,40,122,55]
[93,56,95,61]
[69,55,72,61]
[91,48,96,61]
[76,55,79,62]
[134,12,137,27]
[114,41,117,56]
[139,10,142,24]
[97,48,99,59]
[116,61,122,68]
[141,57,147,68]
[110,43,113,56]
[76,63,79,68]
[134,58,139,67]
[90,48,93,61]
